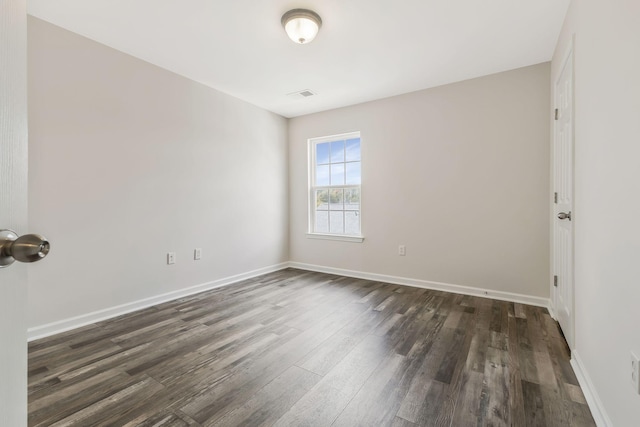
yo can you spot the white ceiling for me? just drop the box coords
[27,0,570,118]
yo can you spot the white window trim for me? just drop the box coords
[306,233,365,243]
[307,131,364,242]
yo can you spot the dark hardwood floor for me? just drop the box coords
[28,268,596,426]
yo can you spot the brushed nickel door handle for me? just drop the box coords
[557,212,572,221]
[0,229,50,268]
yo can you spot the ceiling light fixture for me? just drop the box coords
[281,9,322,44]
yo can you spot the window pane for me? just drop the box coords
[330,140,345,163]
[309,132,361,238]
[346,138,361,161]
[330,211,344,234]
[316,189,329,210]
[345,211,360,235]
[316,142,330,165]
[345,162,361,185]
[344,188,360,210]
[315,211,329,233]
[330,163,345,185]
[316,164,330,186]
[329,189,343,210]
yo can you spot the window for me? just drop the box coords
[309,132,362,241]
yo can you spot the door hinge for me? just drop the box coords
[554,275,558,287]
[555,108,559,120]
[554,192,558,204]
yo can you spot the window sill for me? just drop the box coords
[306,233,365,243]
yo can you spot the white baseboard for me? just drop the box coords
[571,351,613,427]
[27,262,289,342]
[288,262,550,308]
[28,261,551,341]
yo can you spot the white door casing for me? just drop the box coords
[0,0,29,424]
[553,43,575,350]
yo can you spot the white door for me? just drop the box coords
[553,45,574,349]
[1,0,29,424]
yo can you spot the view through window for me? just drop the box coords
[309,132,361,237]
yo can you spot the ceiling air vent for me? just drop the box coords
[287,89,317,99]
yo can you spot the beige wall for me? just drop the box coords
[552,0,640,425]
[27,17,289,329]
[27,18,551,332]
[289,63,551,299]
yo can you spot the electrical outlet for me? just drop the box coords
[194,248,202,260]
[398,245,406,256]
[167,252,176,265]
[632,352,640,394]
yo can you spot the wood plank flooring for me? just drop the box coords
[28,268,596,426]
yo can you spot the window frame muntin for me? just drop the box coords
[308,131,363,241]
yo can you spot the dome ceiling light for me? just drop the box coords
[281,9,322,44]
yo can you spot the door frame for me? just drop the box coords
[551,39,575,349]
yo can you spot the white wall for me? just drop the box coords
[27,17,289,329]
[552,0,640,425]
[289,64,551,299]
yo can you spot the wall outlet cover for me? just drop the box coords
[167,252,176,265]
